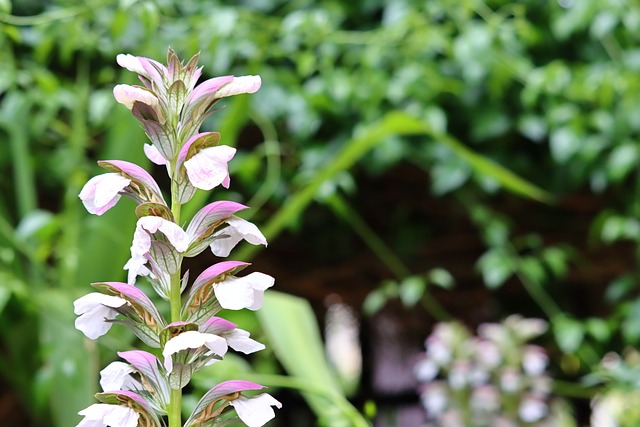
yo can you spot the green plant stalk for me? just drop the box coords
[168,174,183,427]
[508,243,601,365]
[236,112,551,261]
[326,193,450,321]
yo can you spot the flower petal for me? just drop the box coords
[214,272,274,311]
[113,84,159,110]
[77,404,139,427]
[162,331,228,373]
[224,329,266,354]
[230,394,282,427]
[100,361,136,392]
[210,216,267,257]
[74,293,128,339]
[79,174,131,215]
[144,143,168,166]
[215,75,262,98]
[184,145,236,190]
[186,75,235,105]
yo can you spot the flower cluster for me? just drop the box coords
[588,350,640,427]
[74,49,280,427]
[414,315,570,427]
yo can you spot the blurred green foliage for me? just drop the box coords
[2,0,640,425]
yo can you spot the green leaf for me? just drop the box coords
[362,289,389,316]
[428,268,455,289]
[37,290,95,427]
[552,315,585,354]
[399,276,426,307]
[622,300,640,344]
[585,318,611,343]
[257,291,359,425]
[550,127,581,163]
[477,248,514,289]
[0,0,10,14]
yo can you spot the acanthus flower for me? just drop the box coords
[74,293,128,340]
[184,201,249,257]
[210,216,268,258]
[79,160,165,216]
[124,216,189,285]
[77,390,162,427]
[185,380,280,427]
[161,324,229,389]
[75,282,165,347]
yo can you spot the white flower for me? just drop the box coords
[414,358,439,382]
[448,361,470,390]
[99,362,137,392]
[522,345,548,376]
[184,145,236,190]
[518,394,547,423]
[214,272,274,311]
[76,403,138,427]
[79,174,131,215]
[210,216,267,257]
[230,393,282,427]
[74,293,128,340]
[421,383,448,416]
[162,331,228,373]
[499,367,521,392]
[124,216,189,284]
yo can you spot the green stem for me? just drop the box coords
[169,388,182,427]
[168,174,183,427]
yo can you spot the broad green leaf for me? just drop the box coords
[38,290,95,427]
[257,291,363,425]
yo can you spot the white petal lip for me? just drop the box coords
[116,54,147,76]
[214,272,274,311]
[79,174,131,215]
[224,329,265,354]
[162,331,228,373]
[74,293,128,340]
[184,145,236,190]
[113,84,159,110]
[230,394,281,427]
[210,216,267,258]
[77,403,139,427]
[144,143,168,166]
[216,75,262,98]
[100,361,135,392]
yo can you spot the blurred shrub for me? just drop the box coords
[2,0,640,425]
